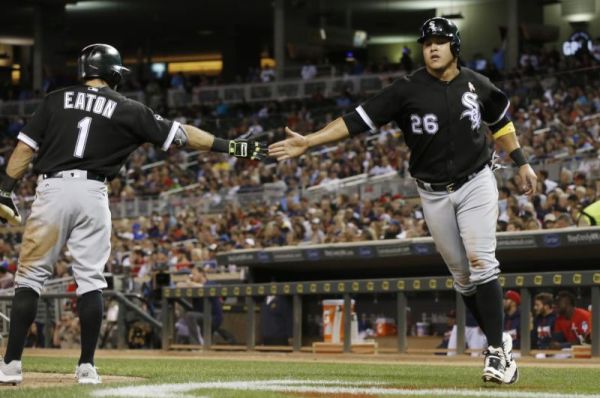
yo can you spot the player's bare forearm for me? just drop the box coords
[305,117,350,148]
[494,131,520,154]
[495,131,537,194]
[269,117,350,161]
[182,124,215,151]
[6,142,35,180]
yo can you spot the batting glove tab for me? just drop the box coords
[0,189,22,226]
[228,139,267,161]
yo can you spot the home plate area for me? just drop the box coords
[91,379,600,398]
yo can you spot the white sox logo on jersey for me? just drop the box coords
[460,91,481,131]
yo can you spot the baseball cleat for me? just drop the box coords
[0,359,22,385]
[75,363,101,384]
[502,332,519,384]
[482,346,505,384]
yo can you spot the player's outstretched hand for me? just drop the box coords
[0,190,22,226]
[268,127,309,161]
[229,133,268,161]
[518,164,537,196]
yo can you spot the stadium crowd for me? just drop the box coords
[0,47,597,353]
[0,50,599,278]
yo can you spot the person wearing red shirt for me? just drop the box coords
[552,290,592,348]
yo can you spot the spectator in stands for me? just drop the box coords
[538,170,558,194]
[52,312,81,349]
[532,292,557,350]
[260,295,293,346]
[554,213,574,229]
[170,72,186,91]
[307,218,326,244]
[177,265,223,344]
[552,290,592,348]
[400,46,413,73]
[24,323,41,348]
[369,157,396,176]
[504,290,521,349]
[0,264,14,289]
[301,60,317,80]
[491,44,505,72]
[260,66,276,83]
[543,213,557,229]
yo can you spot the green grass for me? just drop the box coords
[3,355,600,398]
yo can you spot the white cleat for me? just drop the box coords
[502,332,519,384]
[0,359,22,385]
[75,363,101,385]
[482,346,505,384]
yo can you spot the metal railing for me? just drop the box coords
[161,270,600,357]
[0,290,161,350]
[106,150,600,220]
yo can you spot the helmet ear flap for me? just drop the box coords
[107,70,122,89]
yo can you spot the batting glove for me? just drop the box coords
[0,190,21,226]
[228,139,267,161]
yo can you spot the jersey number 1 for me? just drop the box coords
[74,117,92,158]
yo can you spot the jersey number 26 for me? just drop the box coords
[410,114,438,135]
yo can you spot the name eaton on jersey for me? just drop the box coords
[63,88,117,119]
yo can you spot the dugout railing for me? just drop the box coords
[0,290,161,350]
[161,270,600,357]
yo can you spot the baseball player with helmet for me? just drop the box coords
[0,43,266,385]
[270,17,536,384]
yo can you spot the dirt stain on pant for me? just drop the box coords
[468,255,485,268]
[18,222,60,269]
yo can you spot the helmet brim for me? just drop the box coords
[417,34,453,44]
[114,65,130,75]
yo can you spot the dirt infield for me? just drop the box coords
[3,373,142,389]
[22,348,600,369]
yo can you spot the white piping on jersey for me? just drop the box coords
[17,132,39,151]
[356,105,377,133]
[162,121,181,151]
[484,100,510,126]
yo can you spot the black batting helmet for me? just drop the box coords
[78,43,130,89]
[417,17,461,56]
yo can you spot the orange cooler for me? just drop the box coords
[322,299,355,343]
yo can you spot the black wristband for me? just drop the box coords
[211,137,230,154]
[0,173,17,192]
[509,148,528,167]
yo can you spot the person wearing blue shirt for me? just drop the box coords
[531,292,557,349]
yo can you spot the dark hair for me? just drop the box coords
[535,292,554,307]
[193,264,206,275]
[556,290,576,306]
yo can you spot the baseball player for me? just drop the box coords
[269,17,537,384]
[0,43,266,385]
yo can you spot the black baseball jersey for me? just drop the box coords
[342,67,509,183]
[19,84,181,178]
